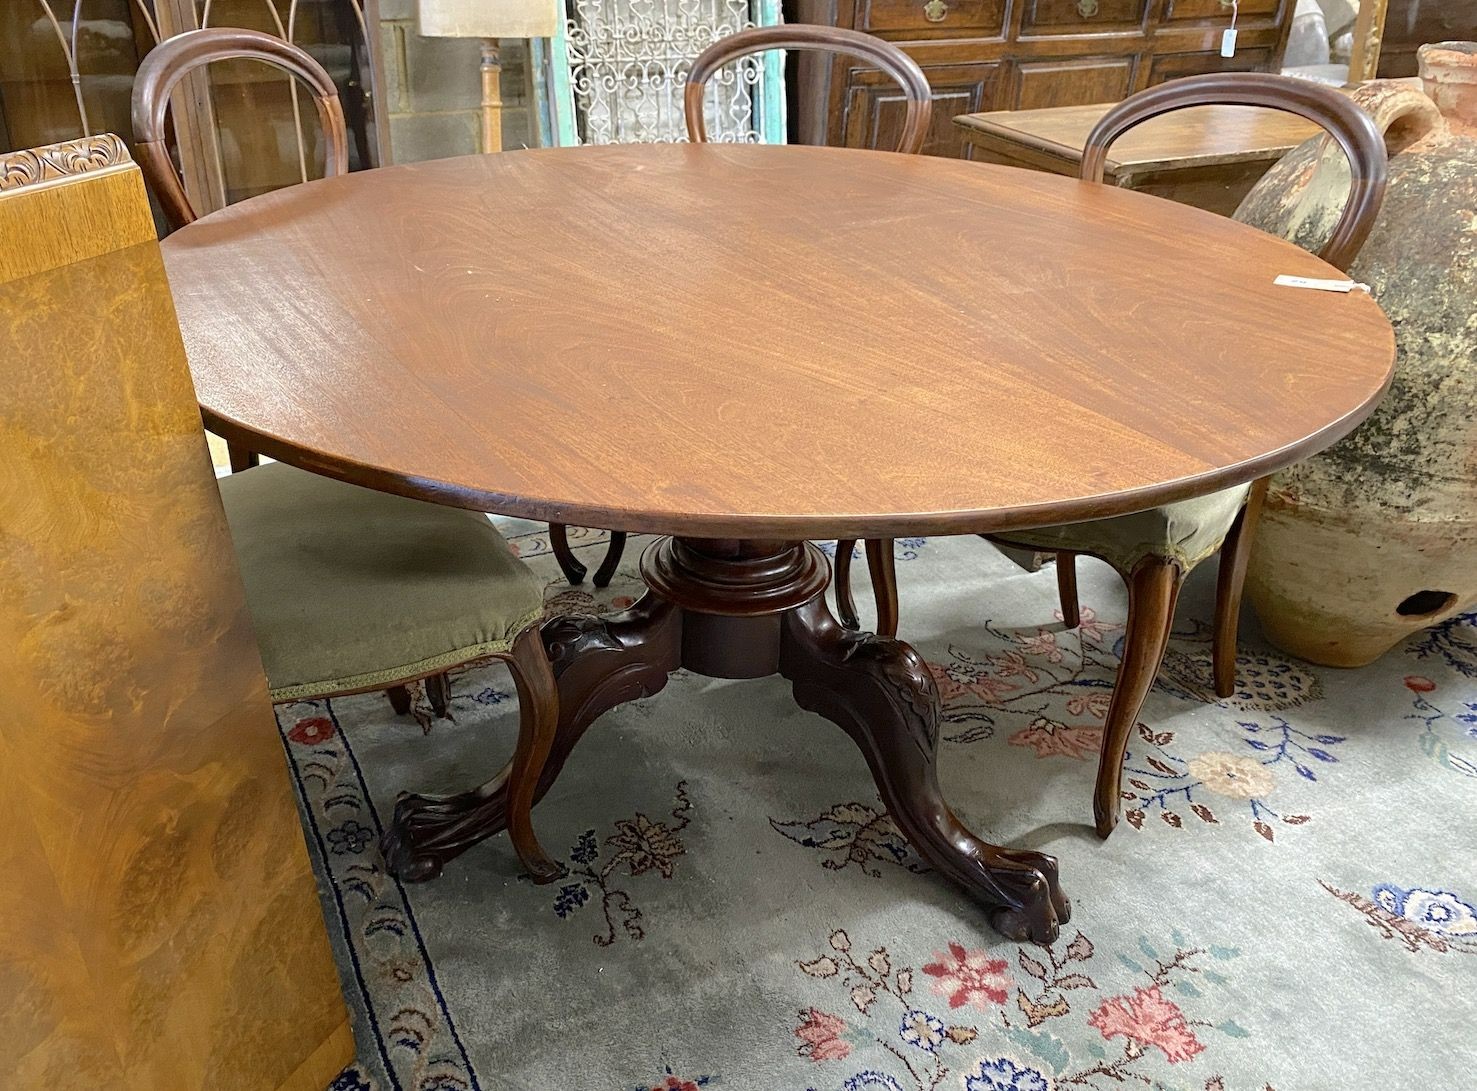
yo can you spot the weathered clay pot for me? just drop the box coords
[1233,43,1477,668]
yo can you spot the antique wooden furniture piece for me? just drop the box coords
[0,135,353,1089]
[1348,0,1392,81]
[160,141,1394,943]
[954,99,1321,214]
[839,72,1389,839]
[791,0,1298,158]
[132,30,559,879]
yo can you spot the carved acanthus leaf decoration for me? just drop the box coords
[0,135,131,194]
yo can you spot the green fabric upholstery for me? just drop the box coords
[990,484,1252,573]
[218,463,545,702]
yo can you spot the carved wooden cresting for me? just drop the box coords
[0,136,353,1090]
[0,134,130,191]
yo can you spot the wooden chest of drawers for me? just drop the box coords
[790,0,1296,157]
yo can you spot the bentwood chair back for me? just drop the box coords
[128,32,562,885]
[0,134,354,1088]
[685,25,932,155]
[1082,72,1387,270]
[132,27,349,229]
[839,73,1389,839]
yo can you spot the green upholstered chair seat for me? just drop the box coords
[990,484,1252,573]
[218,462,545,702]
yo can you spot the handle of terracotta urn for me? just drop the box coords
[1348,79,1446,157]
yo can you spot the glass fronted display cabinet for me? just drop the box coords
[0,1,381,226]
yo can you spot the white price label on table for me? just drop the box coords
[1274,274,1372,294]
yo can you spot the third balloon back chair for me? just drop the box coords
[836,72,1389,839]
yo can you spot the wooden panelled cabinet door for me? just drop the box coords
[844,62,1005,157]
[0,136,354,1090]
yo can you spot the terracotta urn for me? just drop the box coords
[1233,43,1477,668]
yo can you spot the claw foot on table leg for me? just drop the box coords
[380,597,681,883]
[780,598,1065,945]
[381,776,510,883]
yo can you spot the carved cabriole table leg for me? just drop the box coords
[778,596,1067,944]
[381,597,681,881]
[382,537,1066,943]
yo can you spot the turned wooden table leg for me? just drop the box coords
[779,596,1068,944]
[381,596,681,881]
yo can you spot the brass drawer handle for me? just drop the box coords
[923,0,949,21]
[1078,0,1100,15]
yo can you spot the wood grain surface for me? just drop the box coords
[954,102,1321,181]
[0,140,352,1090]
[162,143,1396,539]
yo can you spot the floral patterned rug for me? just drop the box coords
[282,524,1477,1091]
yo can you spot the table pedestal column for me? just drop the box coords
[383,537,1067,943]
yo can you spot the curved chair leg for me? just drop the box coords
[863,538,899,638]
[592,532,627,588]
[549,523,587,585]
[834,539,860,630]
[502,626,561,882]
[385,685,412,716]
[1095,556,1184,840]
[1056,551,1080,629]
[1213,478,1269,700]
[424,672,452,718]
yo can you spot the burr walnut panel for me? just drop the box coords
[0,140,352,1091]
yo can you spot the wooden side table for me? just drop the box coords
[954,101,1322,216]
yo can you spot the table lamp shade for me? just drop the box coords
[417,0,558,39]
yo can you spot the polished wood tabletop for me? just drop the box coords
[162,143,1395,542]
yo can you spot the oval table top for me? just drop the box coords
[163,143,1395,540]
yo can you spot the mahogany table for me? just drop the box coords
[162,143,1395,944]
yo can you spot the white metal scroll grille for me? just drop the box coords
[563,0,769,145]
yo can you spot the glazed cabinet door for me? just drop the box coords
[0,0,381,226]
[842,61,1005,157]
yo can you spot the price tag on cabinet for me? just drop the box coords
[1221,0,1239,57]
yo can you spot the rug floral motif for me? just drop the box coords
[790,925,1261,1091]
[281,528,1475,1089]
[551,782,693,947]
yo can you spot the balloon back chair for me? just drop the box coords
[133,28,560,885]
[837,71,1389,838]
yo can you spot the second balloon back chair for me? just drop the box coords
[132,28,560,884]
[836,72,1389,839]
[548,25,932,590]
